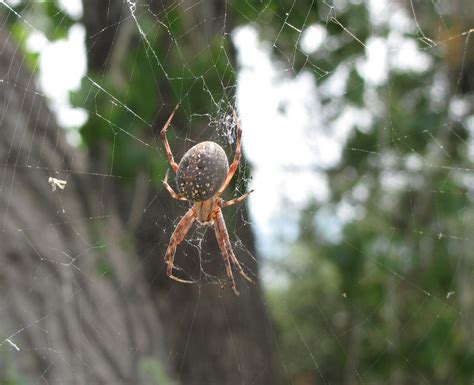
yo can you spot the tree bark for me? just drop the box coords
[81,0,280,384]
[0,27,168,385]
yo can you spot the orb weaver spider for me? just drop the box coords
[160,104,254,295]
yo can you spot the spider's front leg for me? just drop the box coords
[213,207,254,296]
[164,207,196,284]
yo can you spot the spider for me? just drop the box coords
[160,104,254,295]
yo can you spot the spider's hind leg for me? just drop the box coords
[217,108,243,195]
[164,170,188,201]
[160,103,180,173]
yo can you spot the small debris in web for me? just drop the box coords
[48,177,67,192]
[446,291,455,299]
[6,338,20,351]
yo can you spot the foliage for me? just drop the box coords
[248,1,474,384]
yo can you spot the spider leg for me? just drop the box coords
[221,189,254,208]
[217,107,242,194]
[164,207,196,284]
[213,208,254,296]
[160,103,180,173]
[163,169,188,201]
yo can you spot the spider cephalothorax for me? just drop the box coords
[160,104,254,295]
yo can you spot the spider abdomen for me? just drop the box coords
[176,141,229,201]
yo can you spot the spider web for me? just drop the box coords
[1,0,474,384]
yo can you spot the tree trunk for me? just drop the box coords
[0,27,168,385]
[0,0,280,384]
[80,0,280,383]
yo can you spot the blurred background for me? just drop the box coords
[0,0,473,384]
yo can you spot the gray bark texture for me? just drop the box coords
[0,27,167,384]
